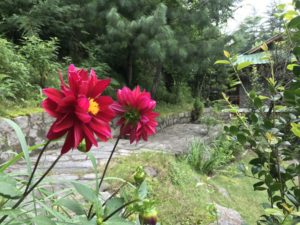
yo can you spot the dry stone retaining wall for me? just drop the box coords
[0,111,192,161]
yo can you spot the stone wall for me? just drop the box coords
[0,111,193,160]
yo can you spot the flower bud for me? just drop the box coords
[97,217,103,225]
[77,140,87,152]
[134,166,146,184]
[139,208,158,225]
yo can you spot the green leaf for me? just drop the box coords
[237,133,247,145]
[286,193,300,207]
[237,61,252,71]
[293,47,300,57]
[36,200,71,222]
[72,182,98,203]
[287,63,299,71]
[253,181,267,191]
[214,60,230,65]
[288,15,300,27]
[105,217,135,225]
[250,114,258,123]
[0,181,22,199]
[265,208,284,216]
[0,209,22,217]
[32,216,56,225]
[2,118,32,175]
[138,181,148,199]
[0,143,44,173]
[285,10,298,22]
[258,95,269,100]
[229,126,238,135]
[223,50,230,58]
[291,123,300,137]
[104,197,124,218]
[56,198,86,215]
[254,97,263,108]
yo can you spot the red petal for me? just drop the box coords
[68,64,79,93]
[85,138,92,152]
[90,118,112,141]
[42,99,59,117]
[52,114,74,133]
[47,123,67,140]
[61,131,74,154]
[78,81,89,96]
[111,102,125,114]
[82,125,98,146]
[96,109,115,122]
[75,110,92,123]
[90,79,111,98]
[43,88,64,103]
[73,122,84,147]
[77,96,89,111]
[97,96,113,106]
[78,69,89,81]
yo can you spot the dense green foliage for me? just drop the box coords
[217,3,300,223]
[0,36,59,104]
[0,0,238,107]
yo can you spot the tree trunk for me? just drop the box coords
[127,51,133,88]
[151,64,162,98]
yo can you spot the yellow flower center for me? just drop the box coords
[88,98,100,115]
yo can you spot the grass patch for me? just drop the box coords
[0,101,43,117]
[108,152,267,225]
[156,101,193,117]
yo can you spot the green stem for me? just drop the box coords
[24,140,51,194]
[0,154,61,224]
[102,182,128,206]
[87,136,121,219]
[102,200,139,222]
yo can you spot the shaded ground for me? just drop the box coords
[7,123,221,181]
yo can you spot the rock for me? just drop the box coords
[216,187,230,199]
[211,204,244,225]
[101,191,112,202]
[13,116,29,134]
[144,166,158,177]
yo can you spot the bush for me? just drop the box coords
[19,36,60,88]
[191,97,204,121]
[186,135,241,175]
[0,38,33,101]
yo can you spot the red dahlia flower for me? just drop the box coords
[112,86,159,143]
[42,64,115,154]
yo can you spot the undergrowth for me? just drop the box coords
[108,152,267,225]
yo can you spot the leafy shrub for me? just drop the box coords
[186,135,241,175]
[19,36,60,88]
[218,12,300,221]
[191,97,204,121]
[0,38,33,101]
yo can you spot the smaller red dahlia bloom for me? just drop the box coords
[112,86,159,143]
[42,64,115,154]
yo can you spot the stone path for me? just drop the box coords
[7,123,221,182]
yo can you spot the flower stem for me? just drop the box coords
[102,199,139,222]
[102,182,128,206]
[24,140,51,194]
[87,136,120,219]
[0,154,61,224]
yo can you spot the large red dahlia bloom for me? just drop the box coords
[112,86,159,143]
[42,64,115,154]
